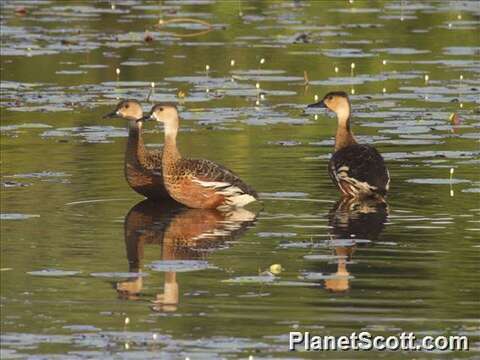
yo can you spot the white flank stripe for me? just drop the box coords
[192,179,231,189]
[385,169,391,191]
[224,194,256,208]
[335,168,377,196]
[193,178,255,208]
[218,186,243,196]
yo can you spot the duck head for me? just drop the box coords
[103,100,143,121]
[141,103,179,136]
[308,91,351,124]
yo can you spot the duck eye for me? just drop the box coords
[159,107,164,112]
[125,104,129,109]
[328,96,333,101]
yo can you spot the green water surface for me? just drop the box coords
[1,1,479,359]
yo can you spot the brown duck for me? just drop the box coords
[308,91,390,199]
[141,103,258,209]
[103,100,171,200]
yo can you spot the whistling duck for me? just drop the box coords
[141,104,258,209]
[308,91,390,198]
[103,100,171,200]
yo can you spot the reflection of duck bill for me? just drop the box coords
[329,197,389,241]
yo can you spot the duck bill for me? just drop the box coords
[307,100,326,108]
[103,110,118,119]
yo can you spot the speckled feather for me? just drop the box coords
[143,149,163,169]
[174,158,258,198]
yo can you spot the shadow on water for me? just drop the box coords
[116,199,257,311]
[322,197,388,293]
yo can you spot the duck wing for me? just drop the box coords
[179,158,258,199]
[328,144,389,197]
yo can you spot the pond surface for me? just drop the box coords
[1,0,479,358]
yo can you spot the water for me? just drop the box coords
[1,1,479,358]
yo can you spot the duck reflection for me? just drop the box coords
[116,199,257,310]
[323,197,388,292]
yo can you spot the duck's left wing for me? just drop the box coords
[182,159,258,206]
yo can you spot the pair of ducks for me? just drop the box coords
[103,91,390,210]
[104,101,258,209]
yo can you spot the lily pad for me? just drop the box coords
[1,213,40,220]
[223,274,275,284]
[28,269,81,277]
[90,272,148,279]
[303,254,347,261]
[406,178,471,185]
[148,260,212,272]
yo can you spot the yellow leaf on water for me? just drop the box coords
[269,264,283,275]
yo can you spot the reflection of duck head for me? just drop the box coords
[323,197,389,293]
[323,246,354,293]
[117,199,257,309]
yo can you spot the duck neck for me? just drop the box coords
[126,120,147,164]
[163,119,181,166]
[334,105,357,151]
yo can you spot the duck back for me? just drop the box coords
[328,144,389,198]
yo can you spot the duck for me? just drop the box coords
[103,100,171,200]
[140,103,258,209]
[308,91,390,198]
